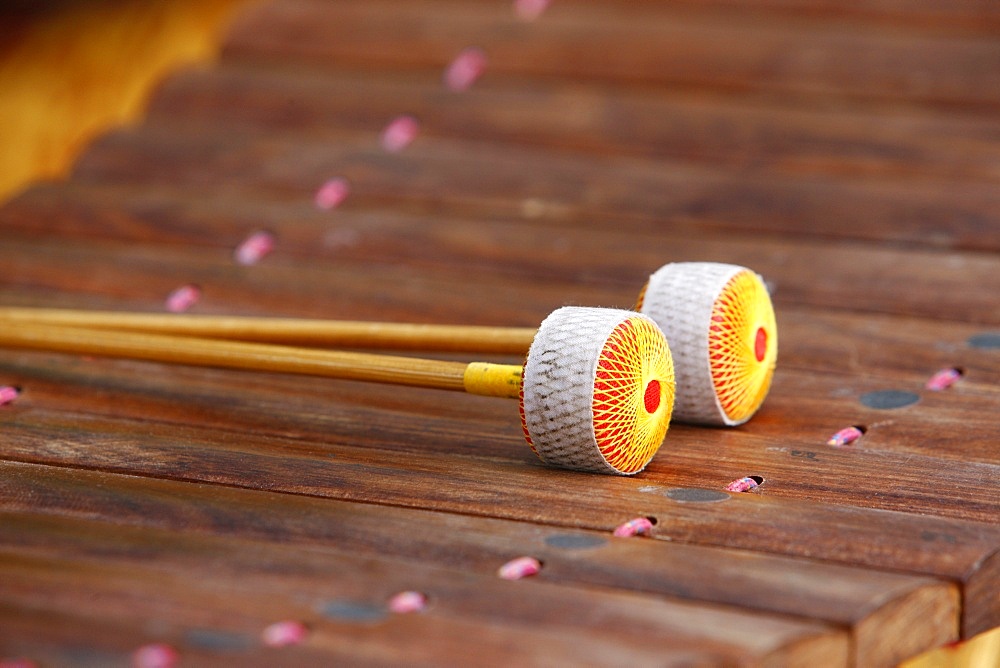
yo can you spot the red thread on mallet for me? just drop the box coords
[754,327,768,363]
[643,379,661,414]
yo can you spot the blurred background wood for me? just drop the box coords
[0,0,254,203]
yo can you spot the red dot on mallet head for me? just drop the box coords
[754,327,767,362]
[643,379,661,414]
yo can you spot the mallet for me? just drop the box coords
[0,262,775,426]
[0,306,675,476]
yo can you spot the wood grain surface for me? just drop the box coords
[2,0,999,666]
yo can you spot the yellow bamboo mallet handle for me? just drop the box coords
[0,320,522,398]
[0,307,535,354]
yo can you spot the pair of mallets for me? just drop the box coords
[0,262,776,475]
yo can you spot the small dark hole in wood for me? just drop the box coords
[860,389,919,410]
[545,533,606,549]
[968,332,1000,349]
[645,516,658,526]
[853,425,867,434]
[748,476,764,485]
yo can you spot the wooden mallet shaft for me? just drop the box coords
[0,307,535,353]
[0,321,523,398]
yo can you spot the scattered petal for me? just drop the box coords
[827,426,864,447]
[613,517,654,537]
[514,0,550,21]
[165,284,201,313]
[380,115,420,153]
[388,590,428,614]
[131,643,178,668]
[497,556,541,580]
[925,367,962,391]
[0,386,20,406]
[444,48,487,91]
[234,230,276,265]
[261,620,310,648]
[314,177,350,210]
[726,476,761,493]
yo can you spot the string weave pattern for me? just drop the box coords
[640,262,776,426]
[708,269,777,424]
[520,307,673,475]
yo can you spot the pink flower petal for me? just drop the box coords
[315,177,350,210]
[925,367,962,391]
[0,386,20,407]
[261,620,310,648]
[444,48,487,91]
[388,590,427,614]
[234,230,276,265]
[726,476,761,493]
[514,0,550,21]
[827,426,864,447]
[165,284,201,313]
[380,115,420,153]
[612,517,654,538]
[131,643,178,668]
[497,556,541,580]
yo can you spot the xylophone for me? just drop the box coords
[1,0,998,666]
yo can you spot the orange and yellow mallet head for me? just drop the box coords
[637,262,777,426]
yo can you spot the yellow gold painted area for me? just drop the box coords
[463,362,524,399]
[0,0,253,203]
[592,317,674,474]
[709,270,777,424]
[902,626,1000,668]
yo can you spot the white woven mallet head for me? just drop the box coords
[638,262,777,426]
[519,307,675,475]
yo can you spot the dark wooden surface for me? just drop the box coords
[2,1,999,666]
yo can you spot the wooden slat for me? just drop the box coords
[69,127,1000,253]
[0,509,854,666]
[0,462,957,665]
[568,0,1000,34]
[0,397,995,637]
[1,303,997,468]
[223,0,1000,109]
[144,63,1000,184]
[5,183,1000,327]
